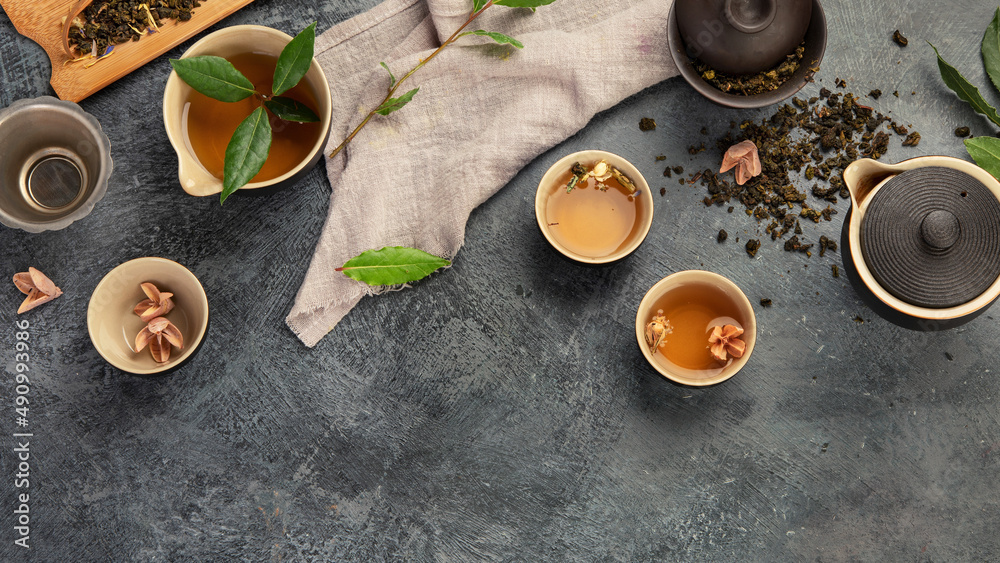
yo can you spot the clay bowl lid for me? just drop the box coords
[666,0,827,108]
[861,166,1000,308]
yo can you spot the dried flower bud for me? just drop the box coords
[135,317,184,363]
[134,282,175,322]
[708,324,746,361]
[720,140,762,185]
[644,314,672,352]
[12,267,63,314]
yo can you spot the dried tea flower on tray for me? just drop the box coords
[13,267,63,314]
[135,317,184,363]
[720,140,762,185]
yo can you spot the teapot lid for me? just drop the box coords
[861,166,1000,308]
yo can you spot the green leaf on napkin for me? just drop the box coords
[460,30,525,49]
[272,22,316,96]
[169,56,256,102]
[265,96,320,122]
[376,88,419,115]
[380,62,397,88]
[965,137,1000,179]
[337,247,451,286]
[221,106,272,204]
[930,42,1000,127]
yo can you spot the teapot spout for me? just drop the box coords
[842,158,898,206]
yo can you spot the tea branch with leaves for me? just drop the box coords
[328,0,556,160]
[170,22,319,203]
[336,0,555,286]
[931,8,1000,179]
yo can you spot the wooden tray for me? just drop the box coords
[0,0,254,102]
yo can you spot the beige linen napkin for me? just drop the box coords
[287,0,678,347]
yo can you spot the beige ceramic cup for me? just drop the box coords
[635,270,756,386]
[162,25,332,197]
[88,257,209,375]
[535,150,654,264]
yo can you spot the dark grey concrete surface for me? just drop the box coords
[2,0,1000,560]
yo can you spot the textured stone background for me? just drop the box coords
[2,0,1000,560]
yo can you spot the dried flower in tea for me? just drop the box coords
[708,324,746,361]
[133,282,175,322]
[720,140,762,185]
[135,317,184,363]
[12,268,62,314]
[66,0,203,57]
[644,314,672,353]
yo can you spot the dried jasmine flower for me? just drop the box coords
[644,314,672,352]
[709,324,746,361]
[135,317,184,363]
[12,267,63,314]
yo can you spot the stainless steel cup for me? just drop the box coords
[0,96,112,232]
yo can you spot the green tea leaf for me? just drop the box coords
[337,246,451,286]
[930,42,1000,127]
[983,8,1000,94]
[375,88,419,115]
[272,22,316,96]
[965,137,1000,180]
[494,0,557,8]
[169,56,256,102]
[221,106,272,204]
[473,0,489,12]
[265,96,320,122]
[380,62,396,88]
[460,30,524,49]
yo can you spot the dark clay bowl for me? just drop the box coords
[666,0,827,109]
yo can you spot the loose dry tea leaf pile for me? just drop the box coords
[674,87,920,262]
[68,0,203,56]
[696,44,807,96]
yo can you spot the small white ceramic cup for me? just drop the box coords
[635,270,756,386]
[535,150,654,264]
[162,25,332,198]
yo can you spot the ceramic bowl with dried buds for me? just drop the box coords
[87,257,209,375]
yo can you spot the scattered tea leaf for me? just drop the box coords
[272,22,316,96]
[337,246,451,286]
[964,136,1000,180]
[893,29,908,47]
[983,8,1000,93]
[930,42,1000,127]
[265,97,320,122]
[376,88,420,115]
[461,30,524,49]
[169,56,256,102]
[221,106,272,204]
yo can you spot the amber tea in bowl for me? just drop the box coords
[535,150,653,264]
[635,270,756,386]
[163,25,332,198]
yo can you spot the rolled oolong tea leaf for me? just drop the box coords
[376,88,420,116]
[169,56,257,103]
[930,42,1000,127]
[337,246,451,286]
[264,97,320,122]
[221,106,272,204]
[964,136,1000,181]
[272,22,317,96]
[983,8,1000,94]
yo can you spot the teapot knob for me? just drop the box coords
[725,0,777,34]
[920,209,960,250]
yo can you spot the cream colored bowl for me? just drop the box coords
[535,150,654,264]
[162,25,332,198]
[635,270,756,386]
[88,257,209,375]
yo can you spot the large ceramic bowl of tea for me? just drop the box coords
[636,270,756,386]
[667,0,827,108]
[535,150,654,264]
[88,257,209,375]
[162,25,332,198]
